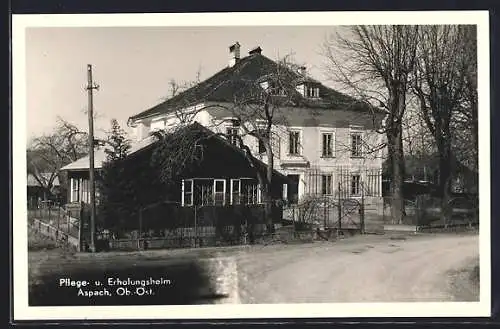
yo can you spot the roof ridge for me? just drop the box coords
[128,52,381,122]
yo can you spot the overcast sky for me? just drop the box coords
[26,26,340,141]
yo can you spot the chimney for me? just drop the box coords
[248,46,262,55]
[228,42,241,67]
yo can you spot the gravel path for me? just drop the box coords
[236,233,479,303]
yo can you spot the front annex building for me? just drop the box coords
[61,123,288,209]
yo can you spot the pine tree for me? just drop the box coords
[98,119,132,234]
[104,119,131,162]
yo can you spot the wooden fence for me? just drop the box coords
[30,218,80,250]
[28,206,80,238]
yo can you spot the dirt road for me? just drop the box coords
[28,232,479,305]
[235,233,479,303]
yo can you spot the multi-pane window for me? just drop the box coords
[253,129,269,154]
[245,183,260,205]
[322,133,334,157]
[183,179,194,206]
[351,133,363,157]
[199,183,213,206]
[365,172,381,197]
[81,179,89,203]
[71,178,80,202]
[289,131,300,155]
[231,179,260,205]
[230,179,241,205]
[351,174,361,196]
[226,127,239,146]
[70,178,91,203]
[306,86,320,98]
[321,174,333,195]
[214,179,226,206]
[182,178,263,207]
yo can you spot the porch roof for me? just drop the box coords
[60,135,157,171]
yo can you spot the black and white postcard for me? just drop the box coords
[12,11,491,321]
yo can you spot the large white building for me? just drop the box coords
[126,42,386,205]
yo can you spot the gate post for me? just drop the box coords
[360,182,365,234]
[323,196,327,229]
[194,205,198,248]
[337,182,342,234]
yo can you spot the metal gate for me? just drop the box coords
[283,167,381,233]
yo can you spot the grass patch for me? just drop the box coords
[28,227,59,251]
[448,257,480,301]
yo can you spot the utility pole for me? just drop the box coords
[86,64,99,253]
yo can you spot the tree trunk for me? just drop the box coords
[387,88,406,225]
[388,129,405,225]
[436,137,453,227]
[263,189,273,234]
[264,143,275,234]
[441,180,452,228]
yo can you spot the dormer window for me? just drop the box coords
[306,86,320,98]
[230,118,240,127]
[225,118,240,146]
[226,127,239,146]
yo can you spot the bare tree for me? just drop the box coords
[27,117,89,201]
[453,26,478,175]
[323,25,420,224]
[412,25,476,224]
[26,148,60,201]
[400,97,439,183]
[152,55,304,233]
[166,65,203,99]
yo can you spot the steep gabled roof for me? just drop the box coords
[128,53,379,122]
